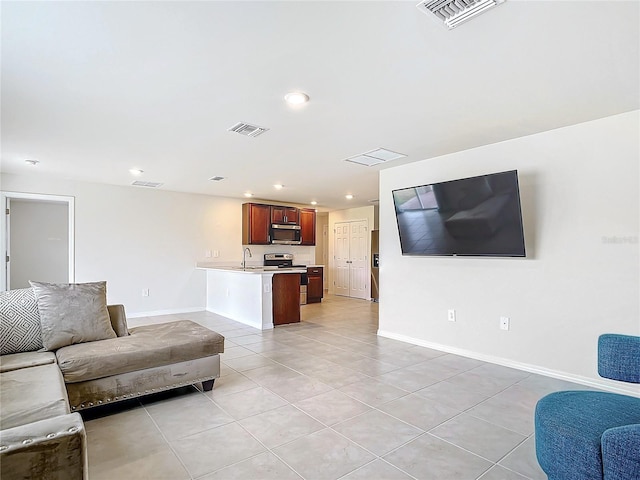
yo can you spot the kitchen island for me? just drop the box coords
[196,264,305,330]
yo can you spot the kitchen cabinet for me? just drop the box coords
[271,206,298,225]
[272,273,301,325]
[299,208,316,246]
[307,266,323,303]
[242,203,271,245]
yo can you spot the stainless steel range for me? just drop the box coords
[264,254,308,305]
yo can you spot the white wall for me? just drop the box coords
[9,199,69,288]
[379,111,639,393]
[0,174,247,315]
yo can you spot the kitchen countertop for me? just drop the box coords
[196,263,306,274]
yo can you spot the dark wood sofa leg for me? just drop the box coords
[202,379,215,391]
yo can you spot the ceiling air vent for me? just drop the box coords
[228,122,269,138]
[345,148,407,167]
[416,0,505,30]
[131,181,163,188]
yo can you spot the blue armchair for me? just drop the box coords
[534,334,640,480]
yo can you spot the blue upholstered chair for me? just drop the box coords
[535,334,640,480]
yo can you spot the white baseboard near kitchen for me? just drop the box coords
[377,329,640,398]
[127,307,205,318]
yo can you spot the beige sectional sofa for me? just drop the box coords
[0,284,224,479]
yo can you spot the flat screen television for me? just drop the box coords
[392,170,526,257]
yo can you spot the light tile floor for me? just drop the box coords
[83,295,588,480]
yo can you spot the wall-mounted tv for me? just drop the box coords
[392,170,526,257]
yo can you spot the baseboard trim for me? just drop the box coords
[377,329,639,397]
[127,307,205,318]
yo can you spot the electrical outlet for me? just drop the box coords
[142,288,150,297]
[213,250,220,258]
[448,309,456,322]
[500,316,510,330]
[205,250,212,258]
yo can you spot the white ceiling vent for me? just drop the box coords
[345,148,407,167]
[416,0,505,30]
[131,180,163,188]
[228,122,269,138]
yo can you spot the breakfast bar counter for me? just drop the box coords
[196,263,305,330]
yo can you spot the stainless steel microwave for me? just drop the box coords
[270,224,302,244]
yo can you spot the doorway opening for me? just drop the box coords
[1,192,75,291]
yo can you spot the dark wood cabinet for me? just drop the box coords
[242,203,271,245]
[271,206,298,225]
[299,208,316,246]
[307,266,323,303]
[272,273,301,325]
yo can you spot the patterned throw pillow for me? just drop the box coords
[0,287,44,355]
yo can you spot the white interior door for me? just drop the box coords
[334,222,350,296]
[349,220,369,299]
[334,220,369,299]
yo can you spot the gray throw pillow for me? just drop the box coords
[0,287,44,355]
[29,281,116,351]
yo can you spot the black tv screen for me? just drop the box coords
[392,170,526,257]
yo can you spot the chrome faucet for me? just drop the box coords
[242,247,252,270]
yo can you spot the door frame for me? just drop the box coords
[1,191,75,291]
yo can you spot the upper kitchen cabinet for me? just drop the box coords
[271,206,298,225]
[300,208,316,246]
[242,203,271,245]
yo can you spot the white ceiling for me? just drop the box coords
[1,1,638,210]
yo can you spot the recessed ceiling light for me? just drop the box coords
[310,201,318,205]
[284,92,310,106]
[273,184,284,190]
[244,192,254,198]
[345,194,354,200]
[129,168,144,176]
[25,159,39,166]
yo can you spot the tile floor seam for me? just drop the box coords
[492,435,532,469]
[140,396,196,480]
[327,423,427,471]
[464,410,534,438]
[420,432,497,479]
[286,397,371,431]
[334,457,421,480]
[187,387,307,479]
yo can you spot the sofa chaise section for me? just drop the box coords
[57,319,225,410]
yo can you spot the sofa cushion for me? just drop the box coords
[535,391,640,480]
[0,351,57,373]
[56,320,224,383]
[0,363,70,430]
[0,287,43,355]
[30,281,116,351]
